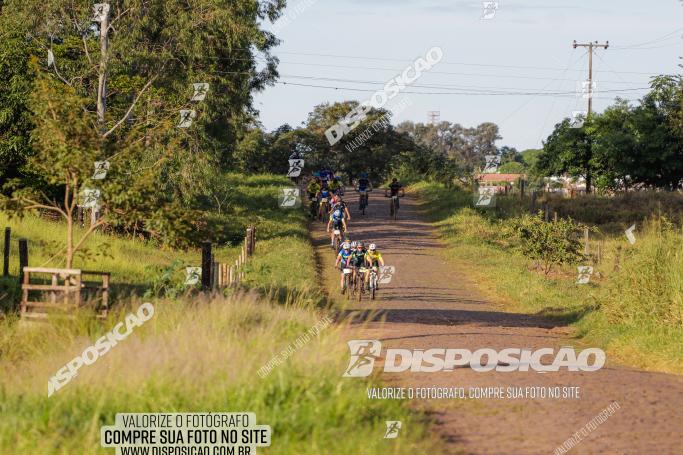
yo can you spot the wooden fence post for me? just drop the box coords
[3,227,10,276]
[584,227,590,256]
[201,241,212,291]
[18,238,28,285]
[229,265,234,286]
[543,202,550,222]
[246,227,254,257]
[529,191,537,214]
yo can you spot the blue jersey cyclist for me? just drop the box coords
[334,242,354,291]
[327,209,347,247]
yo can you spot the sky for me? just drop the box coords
[254,0,683,151]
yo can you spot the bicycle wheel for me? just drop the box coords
[370,275,376,300]
[356,275,363,302]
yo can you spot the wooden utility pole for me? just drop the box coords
[572,40,609,116]
[572,40,608,194]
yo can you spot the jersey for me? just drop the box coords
[348,250,366,267]
[332,200,347,214]
[337,249,353,268]
[358,178,370,190]
[319,189,331,200]
[307,181,321,197]
[365,250,383,266]
[389,182,402,196]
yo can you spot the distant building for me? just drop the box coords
[476,173,526,194]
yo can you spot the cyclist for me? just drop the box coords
[334,242,354,291]
[356,172,372,211]
[326,208,347,247]
[331,195,351,221]
[364,243,385,289]
[318,186,332,218]
[307,177,322,217]
[334,176,345,196]
[387,178,404,210]
[328,176,341,195]
[348,242,367,293]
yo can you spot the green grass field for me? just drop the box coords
[0,173,447,455]
[411,181,683,375]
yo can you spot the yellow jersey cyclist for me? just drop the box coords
[364,243,385,289]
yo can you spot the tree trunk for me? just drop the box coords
[66,215,73,269]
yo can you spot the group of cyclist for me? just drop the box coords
[304,170,402,297]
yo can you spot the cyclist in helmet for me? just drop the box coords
[364,243,385,289]
[334,242,354,291]
[388,178,404,209]
[326,208,347,247]
[331,195,351,221]
[348,241,367,292]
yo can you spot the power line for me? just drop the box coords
[275,80,649,97]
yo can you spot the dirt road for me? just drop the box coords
[311,190,683,455]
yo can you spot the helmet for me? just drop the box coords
[342,242,351,250]
[350,241,357,248]
[356,241,364,248]
[392,178,398,183]
[369,243,376,251]
[334,209,342,218]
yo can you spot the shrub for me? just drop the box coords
[509,214,586,274]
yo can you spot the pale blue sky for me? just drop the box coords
[255,0,683,150]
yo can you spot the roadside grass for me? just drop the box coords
[0,294,444,454]
[0,173,309,310]
[411,181,683,375]
[0,173,449,454]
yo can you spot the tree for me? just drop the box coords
[0,0,287,264]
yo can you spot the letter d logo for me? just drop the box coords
[343,340,381,377]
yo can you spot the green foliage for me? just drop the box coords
[537,76,683,191]
[498,161,525,174]
[509,214,586,274]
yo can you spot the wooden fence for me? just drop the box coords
[205,226,256,290]
[20,267,110,320]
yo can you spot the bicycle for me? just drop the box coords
[341,267,353,299]
[318,197,329,223]
[385,189,405,220]
[354,267,367,302]
[367,266,379,300]
[332,227,344,251]
[357,187,371,215]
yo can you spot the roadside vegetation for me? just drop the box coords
[0,294,443,454]
[412,182,683,374]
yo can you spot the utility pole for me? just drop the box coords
[572,40,609,115]
[572,40,608,195]
[428,111,440,125]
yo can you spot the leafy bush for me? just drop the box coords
[509,214,586,274]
